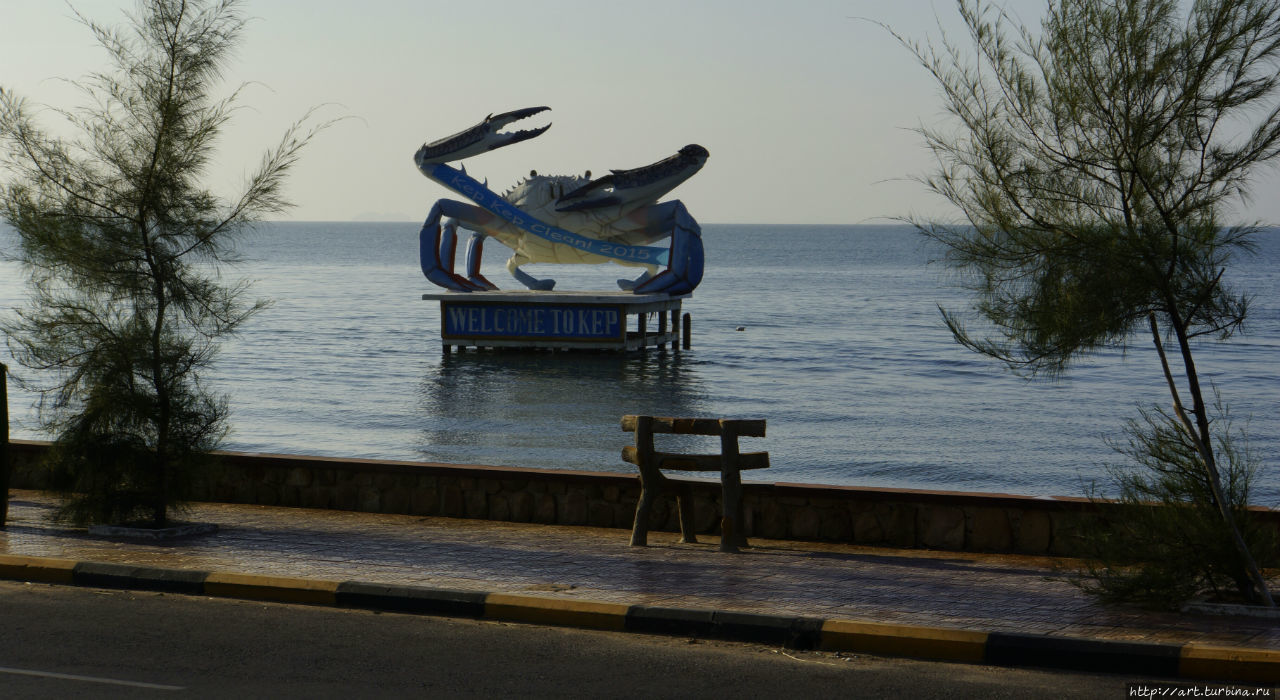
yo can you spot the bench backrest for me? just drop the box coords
[620,415,765,438]
[620,415,768,473]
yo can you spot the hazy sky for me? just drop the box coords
[3,0,1278,225]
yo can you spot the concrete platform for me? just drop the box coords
[2,490,1278,683]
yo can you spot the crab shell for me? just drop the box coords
[483,173,661,269]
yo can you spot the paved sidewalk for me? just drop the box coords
[2,490,1278,678]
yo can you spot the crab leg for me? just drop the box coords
[505,253,557,291]
[617,269,655,291]
[632,200,704,295]
[419,199,495,291]
[463,232,498,290]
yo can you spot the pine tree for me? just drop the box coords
[0,0,326,526]
[896,0,1280,605]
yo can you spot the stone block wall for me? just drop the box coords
[8,440,1273,557]
[739,484,1100,556]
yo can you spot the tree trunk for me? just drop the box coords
[144,235,171,529]
[1149,313,1274,606]
[1,363,10,528]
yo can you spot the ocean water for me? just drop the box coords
[2,223,1277,502]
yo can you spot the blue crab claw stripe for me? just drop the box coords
[426,162,671,267]
[415,107,551,165]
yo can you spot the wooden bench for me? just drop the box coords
[621,415,768,552]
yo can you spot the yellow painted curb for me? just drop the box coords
[484,593,629,631]
[820,619,989,663]
[0,554,77,584]
[203,571,339,605]
[1180,644,1280,684]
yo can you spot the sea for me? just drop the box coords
[2,223,1277,502]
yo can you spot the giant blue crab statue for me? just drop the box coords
[414,107,707,295]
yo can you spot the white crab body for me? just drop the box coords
[485,174,658,273]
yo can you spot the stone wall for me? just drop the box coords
[8,440,1275,556]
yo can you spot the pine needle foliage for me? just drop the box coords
[0,0,326,526]
[1078,403,1276,609]
[893,0,1280,605]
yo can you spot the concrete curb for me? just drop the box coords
[2,554,1277,683]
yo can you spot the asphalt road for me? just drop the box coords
[0,580,1156,698]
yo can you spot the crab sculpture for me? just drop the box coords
[413,107,707,295]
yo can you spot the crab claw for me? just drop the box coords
[414,107,551,167]
[556,144,709,212]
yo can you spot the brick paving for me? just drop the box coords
[2,489,1278,649]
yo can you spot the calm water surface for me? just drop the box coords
[2,223,1277,501]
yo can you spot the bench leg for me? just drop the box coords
[630,483,656,546]
[631,465,667,546]
[719,467,745,553]
[676,481,698,544]
[732,491,749,549]
[630,417,658,546]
